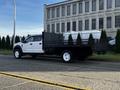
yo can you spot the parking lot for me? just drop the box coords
[0,55,120,90]
[0,74,68,90]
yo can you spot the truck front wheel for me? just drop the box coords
[62,51,72,63]
[14,49,22,59]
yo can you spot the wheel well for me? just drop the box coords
[61,50,72,56]
[13,46,22,53]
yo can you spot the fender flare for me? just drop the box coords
[13,45,23,53]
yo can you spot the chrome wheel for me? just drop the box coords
[14,49,21,59]
[63,52,71,62]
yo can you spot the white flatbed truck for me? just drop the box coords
[13,30,101,62]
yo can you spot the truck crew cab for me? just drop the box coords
[13,31,101,62]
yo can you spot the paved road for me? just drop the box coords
[0,55,120,90]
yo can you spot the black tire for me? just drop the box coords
[31,54,37,59]
[61,51,73,63]
[14,49,22,59]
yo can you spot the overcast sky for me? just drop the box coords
[0,0,64,36]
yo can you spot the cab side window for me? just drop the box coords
[26,37,33,42]
[33,36,42,42]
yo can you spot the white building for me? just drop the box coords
[44,0,120,38]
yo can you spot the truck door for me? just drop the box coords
[31,35,44,53]
[22,36,34,53]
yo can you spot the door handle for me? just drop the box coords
[30,43,32,45]
[39,43,42,45]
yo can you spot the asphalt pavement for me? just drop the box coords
[0,55,120,90]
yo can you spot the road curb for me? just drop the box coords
[0,72,91,90]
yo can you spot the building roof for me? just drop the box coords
[45,0,80,8]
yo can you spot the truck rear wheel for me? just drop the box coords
[14,49,22,59]
[62,51,72,63]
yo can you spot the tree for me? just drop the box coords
[76,33,82,45]
[115,29,120,53]
[100,30,108,44]
[6,35,11,50]
[1,37,6,49]
[68,34,73,45]
[88,34,94,47]
[15,36,20,43]
[0,36,1,49]
[98,30,108,54]
[21,36,25,42]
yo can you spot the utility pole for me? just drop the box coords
[13,0,16,48]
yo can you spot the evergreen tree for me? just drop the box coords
[6,35,11,49]
[15,36,20,43]
[1,37,6,49]
[68,34,73,45]
[88,34,94,47]
[115,29,120,53]
[21,36,25,42]
[0,36,1,49]
[99,30,108,53]
[76,33,82,45]
[100,30,108,44]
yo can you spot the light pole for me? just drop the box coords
[13,0,16,48]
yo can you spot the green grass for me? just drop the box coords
[0,50,13,55]
[89,53,120,62]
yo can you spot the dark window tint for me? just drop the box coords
[99,18,104,29]
[72,21,76,31]
[33,36,42,41]
[67,22,71,32]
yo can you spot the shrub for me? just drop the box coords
[88,34,94,47]
[21,36,25,42]
[68,34,73,45]
[1,37,6,49]
[76,33,82,45]
[15,36,20,43]
[115,29,120,53]
[6,35,11,49]
[100,30,108,44]
[0,36,1,49]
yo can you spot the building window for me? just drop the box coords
[85,19,89,30]
[107,0,112,9]
[99,0,104,10]
[72,21,76,31]
[67,22,71,32]
[78,20,83,31]
[115,15,120,28]
[85,1,89,12]
[92,0,96,11]
[51,24,55,32]
[47,24,50,32]
[79,2,83,14]
[107,17,112,28]
[47,9,50,19]
[56,23,60,33]
[61,23,65,32]
[99,18,104,29]
[72,3,77,15]
[67,5,71,16]
[62,5,65,16]
[52,8,55,18]
[92,19,96,30]
[115,0,120,7]
[56,7,60,17]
